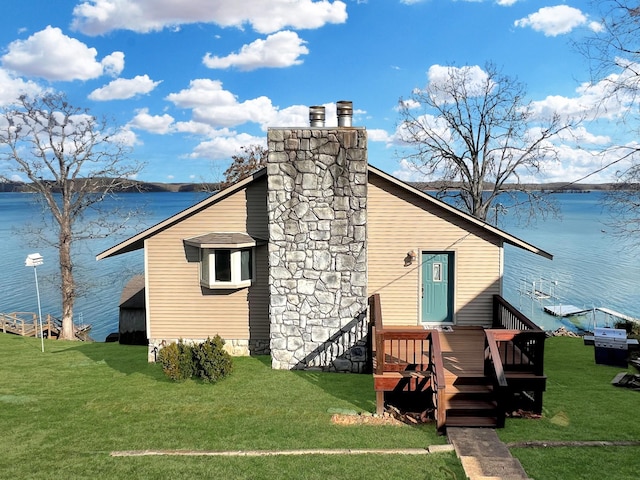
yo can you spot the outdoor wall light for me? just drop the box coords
[404,250,417,267]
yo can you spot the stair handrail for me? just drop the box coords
[485,329,508,428]
[369,294,385,375]
[493,295,541,331]
[429,330,447,432]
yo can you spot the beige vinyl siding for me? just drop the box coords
[368,172,502,327]
[146,178,269,341]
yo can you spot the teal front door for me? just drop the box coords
[421,252,454,323]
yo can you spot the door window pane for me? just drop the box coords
[433,262,442,282]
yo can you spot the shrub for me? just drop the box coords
[192,335,233,383]
[614,320,640,337]
[157,336,233,383]
[157,339,195,381]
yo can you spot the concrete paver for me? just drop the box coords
[448,427,531,480]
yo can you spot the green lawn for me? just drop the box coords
[2,334,639,479]
[500,336,640,479]
[0,335,462,480]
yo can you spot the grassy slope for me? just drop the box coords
[500,337,640,479]
[0,335,462,480]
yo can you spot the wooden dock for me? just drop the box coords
[0,312,92,341]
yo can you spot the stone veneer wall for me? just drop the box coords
[148,338,270,363]
[267,127,368,372]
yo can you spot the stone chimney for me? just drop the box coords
[266,102,368,372]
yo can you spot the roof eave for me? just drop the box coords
[96,169,267,261]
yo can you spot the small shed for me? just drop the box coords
[119,275,147,345]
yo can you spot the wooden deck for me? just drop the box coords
[0,312,92,341]
[370,294,547,433]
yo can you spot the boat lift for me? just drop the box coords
[517,276,640,331]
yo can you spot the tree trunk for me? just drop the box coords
[59,223,76,340]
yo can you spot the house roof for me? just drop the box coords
[97,165,552,261]
[184,232,266,249]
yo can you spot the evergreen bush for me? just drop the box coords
[157,336,233,383]
[157,339,195,381]
[192,335,233,383]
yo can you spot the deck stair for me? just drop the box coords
[370,294,547,433]
[440,327,500,428]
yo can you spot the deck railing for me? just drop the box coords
[486,294,547,416]
[0,312,57,337]
[491,295,545,375]
[428,328,446,431]
[493,294,540,331]
[484,330,508,428]
[369,294,446,429]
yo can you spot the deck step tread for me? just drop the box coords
[446,399,497,411]
[445,416,498,428]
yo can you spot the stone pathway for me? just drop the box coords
[447,427,531,480]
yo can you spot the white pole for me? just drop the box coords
[34,266,44,353]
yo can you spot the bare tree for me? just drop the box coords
[0,93,143,339]
[220,144,267,190]
[398,63,575,224]
[579,0,640,244]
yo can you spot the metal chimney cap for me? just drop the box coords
[336,100,353,127]
[309,105,326,127]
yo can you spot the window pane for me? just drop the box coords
[241,249,253,281]
[215,250,232,282]
[201,249,210,284]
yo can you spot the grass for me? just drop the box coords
[499,336,640,479]
[3,334,640,479]
[0,335,462,480]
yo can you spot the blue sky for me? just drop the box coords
[0,0,633,183]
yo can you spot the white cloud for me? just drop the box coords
[426,64,493,102]
[166,79,277,128]
[531,71,636,122]
[1,26,123,81]
[111,127,139,147]
[514,6,593,37]
[101,51,125,77]
[189,132,266,160]
[368,128,392,143]
[0,69,44,106]
[496,0,518,6]
[203,31,309,71]
[129,109,175,134]
[72,0,348,35]
[392,158,425,182]
[88,75,161,101]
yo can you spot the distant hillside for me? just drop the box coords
[0,179,221,193]
[0,178,631,194]
[407,181,626,192]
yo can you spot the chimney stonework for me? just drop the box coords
[267,126,368,372]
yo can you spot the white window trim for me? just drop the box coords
[200,247,254,290]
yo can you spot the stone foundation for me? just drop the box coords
[148,337,270,363]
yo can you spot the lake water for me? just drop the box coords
[1,191,638,341]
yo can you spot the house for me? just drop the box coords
[98,102,551,428]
